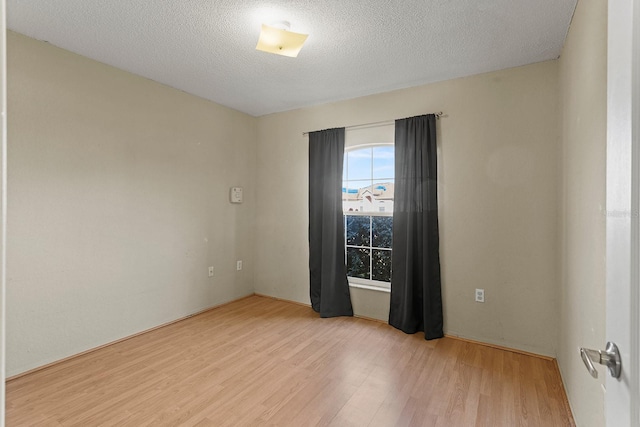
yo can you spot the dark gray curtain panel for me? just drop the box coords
[389,114,443,340]
[308,128,353,318]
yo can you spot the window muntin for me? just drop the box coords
[343,144,393,288]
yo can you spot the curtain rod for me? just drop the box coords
[302,112,444,136]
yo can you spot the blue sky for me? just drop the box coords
[343,146,394,187]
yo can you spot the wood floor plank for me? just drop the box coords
[7,295,574,426]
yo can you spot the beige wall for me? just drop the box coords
[558,0,608,425]
[7,32,257,376]
[8,11,608,419]
[256,61,561,356]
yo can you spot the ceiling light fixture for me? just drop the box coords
[255,21,308,58]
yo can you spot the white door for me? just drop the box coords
[604,1,639,426]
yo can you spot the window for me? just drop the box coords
[342,145,394,289]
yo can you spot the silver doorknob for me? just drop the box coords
[580,342,621,379]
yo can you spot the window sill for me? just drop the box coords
[348,282,391,293]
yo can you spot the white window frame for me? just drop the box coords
[343,143,394,292]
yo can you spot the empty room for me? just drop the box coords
[1,0,638,426]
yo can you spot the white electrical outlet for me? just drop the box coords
[208,266,214,277]
[475,288,485,303]
[236,260,243,271]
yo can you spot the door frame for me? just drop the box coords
[606,0,640,425]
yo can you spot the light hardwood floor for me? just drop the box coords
[7,295,574,426]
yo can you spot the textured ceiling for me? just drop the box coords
[8,0,577,117]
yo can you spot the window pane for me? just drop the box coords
[342,156,347,181]
[372,146,394,180]
[347,148,372,180]
[346,215,370,246]
[347,247,371,279]
[343,180,371,212]
[372,216,393,248]
[358,183,377,213]
[371,180,394,213]
[342,182,350,203]
[372,249,392,282]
